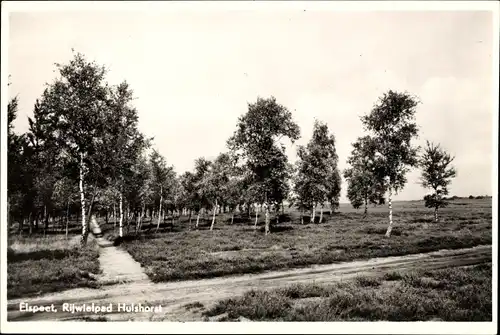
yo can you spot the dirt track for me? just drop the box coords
[7,244,492,322]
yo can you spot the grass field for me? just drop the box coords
[201,263,492,321]
[119,198,492,283]
[6,198,492,299]
[7,235,101,299]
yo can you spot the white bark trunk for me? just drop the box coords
[119,192,124,237]
[264,204,270,235]
[434,207,438,222]
[43,205,47,236]
[20,217,25,236]
[385,188,393,237]
[311,203,316,223]
[29,212,32,235]
[79,153,87,246]
[254,205,259,229]
[137,203,145,234]
[210,199,217,231]
[196,212,200,228]
[65,200,69,238]
[319,205,323,224]
[231,212,234,225]
[156,186,163,232]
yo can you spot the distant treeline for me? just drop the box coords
[444,195,492,200]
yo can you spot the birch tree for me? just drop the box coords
[179,171,197,227]
[27,98,65,236]
[294,120,341,223]
[32,52,110,246]
[202,153,233,230]
[105,81,148,237]
[7,95,25,231]
[291,169,313,225]
[419,141,457,222]
[228,96,300,235]
[361,90,420,237]
[192,157,212,228]
[149,150,172,233]
[344,136,386,216]
[52,176,78,237]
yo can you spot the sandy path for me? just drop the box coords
[7,244,491,322]
[96,238,151,284]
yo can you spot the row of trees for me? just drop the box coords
[7,52,457,245]
[7,53,343,244]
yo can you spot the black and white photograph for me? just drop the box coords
[1,1,498,334]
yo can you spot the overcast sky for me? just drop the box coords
[6,6,495,202]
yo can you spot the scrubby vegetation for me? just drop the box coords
[7,235,101,299]
[203,263,492,321]
[120,200,491,283]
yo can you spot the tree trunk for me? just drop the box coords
[311,203,316,223]
[105,209,109,225]
[113,202,117,228]
[385,188,393,237]
[301,210,304,225]
[210,199,217,231]
[196,211,200,228]
[434,206,438,223]
[87,191,96,219]
[281,201,285,215]
[126,204,131,234]
[43,205,48,236]
[171,210,175,230]
[65,200,70,238]
[156,186,163,232]
[7,199,12,234]
[140,203,146,232]
[79,153,88,246]
[254,205,259,229]
[189,210,192,227]
[319,205,323,224]
[136,207,142,235]
[363,195,368,218]
[29,212,33,236]
[231,211,234,225]
[119,192,124,237]
[264,204,270,235]
[19,217,25,236]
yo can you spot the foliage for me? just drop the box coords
[419,141,457,218]
[293,120,341,215]
[228,96,300,209]
[344,136,386,213]
[361,90,420,193]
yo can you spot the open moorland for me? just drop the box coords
[200,263,492,321]
[117,198,492,283]
[7,235,101,299]
[8,197,491,303]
